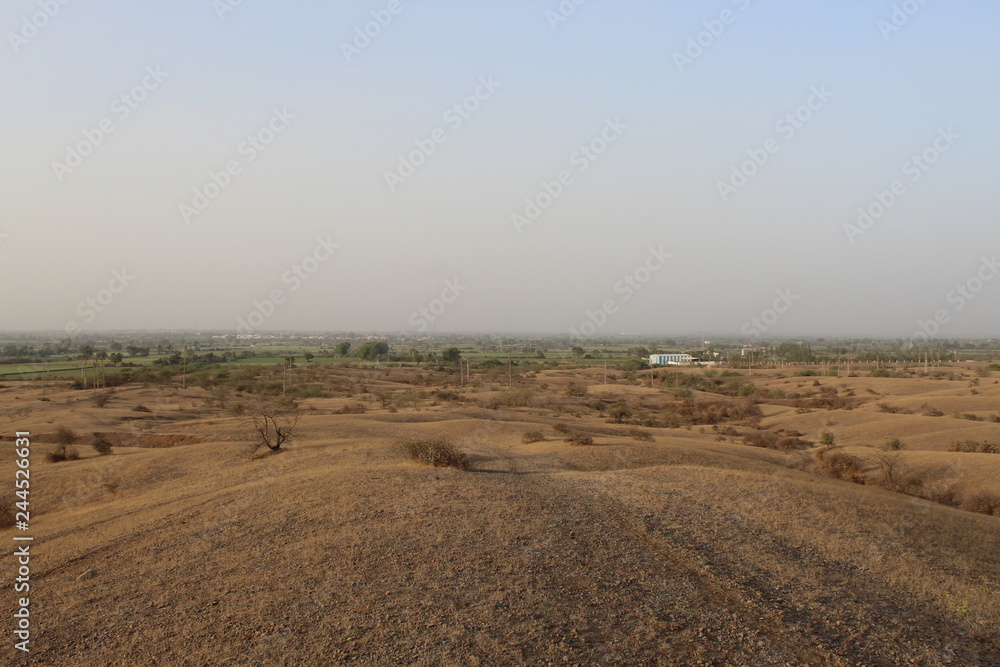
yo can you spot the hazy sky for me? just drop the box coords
[2,1,998,339]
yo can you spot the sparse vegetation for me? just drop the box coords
[876,402,911,414]
[565,433,594,446]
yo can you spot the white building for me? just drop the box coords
[649,353,695,365]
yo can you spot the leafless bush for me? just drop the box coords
[401,439,468,470]
[243,398,300,452]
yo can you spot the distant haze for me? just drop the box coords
[2,1,998,339]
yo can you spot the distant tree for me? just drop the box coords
[441,347,461,363]
[303,352,314,363]
[571,346,586,358]
[356,342,389,360]
[334,342,351,356]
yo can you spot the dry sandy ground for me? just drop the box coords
[2,369,999,666]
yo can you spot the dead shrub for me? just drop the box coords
[815,450,865,483]
[522,430,545,444]
[337,402,367,415]
[626,427,654,442]
[961,492,1000,516]
[500,390,532,407]
[607,402,631,424]
[401,439,468,470]
[90,435,113,456]
[877,403,911,414]
[90,389,115,407]
[553,423,570,434]
[565,433,594,446]
[949,440,1000,454]
[742,431,778,449]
